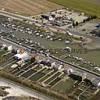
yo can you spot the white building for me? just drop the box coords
[14,52,30,61]
[8,45,13,51]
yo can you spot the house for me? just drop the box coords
[14,51,30,61]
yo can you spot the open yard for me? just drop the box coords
[49,0,100,17]
[0,0,62,16]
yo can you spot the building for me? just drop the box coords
[8,45,13,51]
[92,78,100,88]
[69,71,83,81]
[14,49,31,61]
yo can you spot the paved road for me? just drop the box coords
[0,37,26,50]
[0,78,54,100]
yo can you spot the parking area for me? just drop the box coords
[0,15,74,50]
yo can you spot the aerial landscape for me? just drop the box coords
[0,0,100,100]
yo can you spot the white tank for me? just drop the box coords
[11,64,18,69]
[8,45,13,51]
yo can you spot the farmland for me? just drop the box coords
[49,0,100,17]
[0,0,62,16]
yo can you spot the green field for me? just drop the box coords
[73,50,100,65]
[49,0,100,17]
[52,78,74,93]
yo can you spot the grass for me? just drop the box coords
[0,50,10,64]
[0,50,7,57]
[69,52,99,63]
[52,45,100,66]
[73,50,100,65]
[49,77,61,86]
[21,70,37,78]
[44,72,61,84]
[49,0,100,17]
[53,78,74,93]
[91,91,100,100]
[39,70,56,82]
[29,72,45,81]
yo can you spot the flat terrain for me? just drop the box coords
[0,49,98,100]
[49,0,100,17]
[0,0,62,16]
[0,78,53,100]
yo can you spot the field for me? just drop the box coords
[49,0,100,17]
[0,0,62,16]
